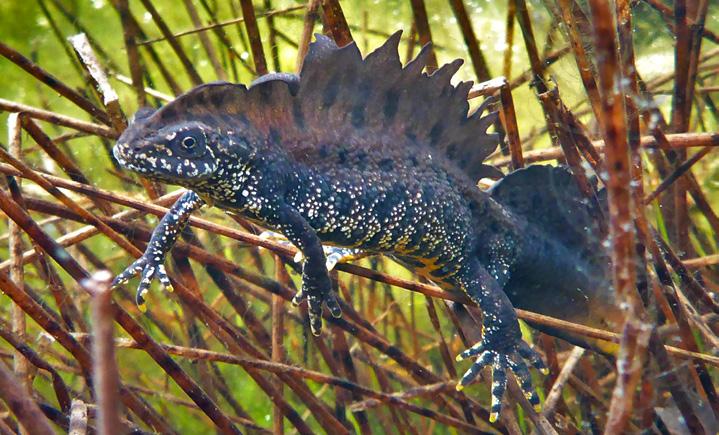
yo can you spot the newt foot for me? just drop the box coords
[455,339,547,422]
[112,255,173,312]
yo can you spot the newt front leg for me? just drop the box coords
[273,204,342,335]
[112,190,205,310]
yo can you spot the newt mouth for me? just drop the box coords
[112,143,128,165]
[113,142,150,175]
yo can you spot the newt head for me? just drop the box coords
[114,113,221,186]
[113,81,268,191]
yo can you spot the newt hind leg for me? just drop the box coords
[450,258,547,422]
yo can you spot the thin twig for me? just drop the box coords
[0,361,54,435]
[138,5,306,45]
[137,0,203,85]
[321,0,353,47]
[239,0,268,75]
[84,271,122,435]
[68,33,127,133]
[0,98,117,138]
[490,132,719,166]
[542,347,585,417]
[0,42,111,125]
[6,114,30,406]
[68,400,88,435]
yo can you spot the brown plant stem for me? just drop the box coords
[85,271,123,435]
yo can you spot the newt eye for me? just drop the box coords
[171,130,206,157]
[181,136,197,150]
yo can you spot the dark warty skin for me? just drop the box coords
[104,32,620,422]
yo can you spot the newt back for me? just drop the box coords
[119,32,502,186]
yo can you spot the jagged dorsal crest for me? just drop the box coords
[137,31,501,180]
